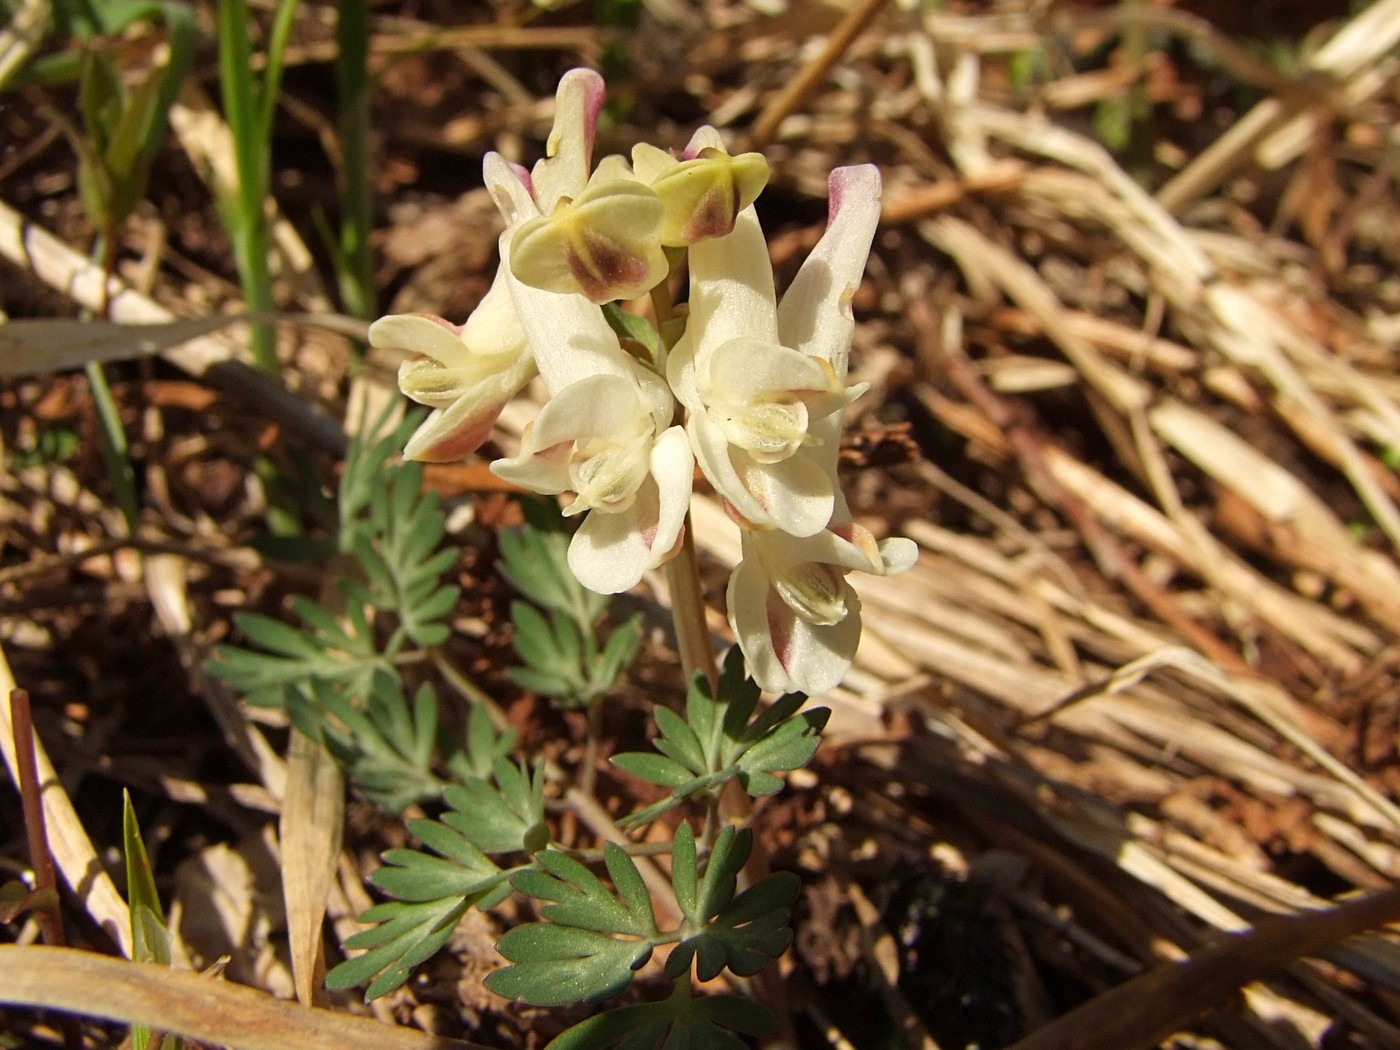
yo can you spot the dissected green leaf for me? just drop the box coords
[372,849,502,903]
[607,752,692,789]
[449,701,517,783]
[669,821,698,919]
[498,508,604,626]
[613,648,827,828]
[327,777,524,1000]
[488,845,669,1007]
[593,615,642,695]
[514,848,657,938]
[486,924,654,1008]
[327,896,472,1001]
[314,676,445,812]
[370,817,507,904]
[509,602,590,703]
[209,405,461,809]
[210,600,384,710]
[665,827,799,982]
[500,499,641,709]
[546,987,773,1050]
[441,759,547,856]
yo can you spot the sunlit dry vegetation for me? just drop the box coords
[4,1,1400,1047]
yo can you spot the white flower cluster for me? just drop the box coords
[373,69,915,695]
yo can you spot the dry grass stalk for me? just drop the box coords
[0,645,132,956]
[0,944,490,1050]
[1157,0,1400,211]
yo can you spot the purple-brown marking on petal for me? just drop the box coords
[567,232,653,303]
[534,440,576,463]
[682,182,742,243]
[419,412,496,462]
[767,591,797,676]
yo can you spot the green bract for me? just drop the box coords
[611,647,830,829]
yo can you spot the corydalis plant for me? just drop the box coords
[349,67,917,1045]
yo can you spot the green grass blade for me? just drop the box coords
[334,0,375,319]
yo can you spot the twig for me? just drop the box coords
[0,648,132,956]
[928,312,1249,673]
[1006,885,1400,1050]
[11,687,81,1050]
[1156,0,1400,212]
[880,159,1027,226]
[10,689,64,950]
[747,0,891,150]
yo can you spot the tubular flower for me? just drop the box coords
[666,164,882,537]
[721,165,917,691]
[488,153,692,595]
[492,374,692,594]
[728,514,917,695]
[385,68,605,462]
[632,128,770,246]
[375,273,534,462]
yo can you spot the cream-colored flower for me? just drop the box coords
[386,69,605,462]
[489,149,692,594]
[633,129,770,246]
[667,164,882,536]
[492,374,692,594]
[728,516,916,695]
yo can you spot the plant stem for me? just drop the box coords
[665,517,717,694]
[10,690,64,950]
[651,266,718,695]
[578,699,603,799]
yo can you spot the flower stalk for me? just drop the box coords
[665,515,717,694]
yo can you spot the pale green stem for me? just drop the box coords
[665,522,717,695]
[334,0,375,321]
[579,698,604,800]
[652,270,718,695]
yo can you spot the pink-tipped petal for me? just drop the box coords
[532,68,606,213]
[484,153,539,228]
[403,395,502,462]
[777,164,881,378]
